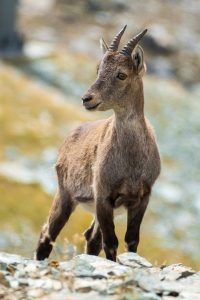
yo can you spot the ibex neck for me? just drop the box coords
[114,111,145,137]
[114,79,144,122]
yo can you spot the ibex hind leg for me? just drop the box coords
[84,218,102,256]
[35,189,74,260]
[84,218,95,241]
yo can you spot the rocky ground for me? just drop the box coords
[0,0,200,276]
[0,252,199,300]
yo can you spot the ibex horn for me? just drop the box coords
[120,29,147,56]
[109,25,127,52]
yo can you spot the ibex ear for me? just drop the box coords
[100,37,109,54]
[132,45,146,76]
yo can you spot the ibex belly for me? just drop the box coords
[80,201,126,216]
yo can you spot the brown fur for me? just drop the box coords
[35,33,161,261]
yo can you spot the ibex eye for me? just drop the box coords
[117,73,127,80]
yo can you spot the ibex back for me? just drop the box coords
[35,25,161,261]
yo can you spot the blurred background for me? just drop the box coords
[0,0,199,269]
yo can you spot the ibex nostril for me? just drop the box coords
[82,95,93,103]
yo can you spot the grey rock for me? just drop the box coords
[142,24,176,55]
[0,252,29,265]
[0,262,8,271]
[117,252,153,268]
[73,254,133,278]
[160,264,195,281]
[0,252,199,300]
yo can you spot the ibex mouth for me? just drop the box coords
[85,103,101,111]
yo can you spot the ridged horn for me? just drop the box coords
[109,25,127,52]
[120,29,147,56]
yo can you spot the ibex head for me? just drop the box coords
[82,25,147,112]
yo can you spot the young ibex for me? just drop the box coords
[35,26,161,261]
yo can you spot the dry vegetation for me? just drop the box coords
[0,63,90,158]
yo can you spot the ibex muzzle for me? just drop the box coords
[35,26,161,262]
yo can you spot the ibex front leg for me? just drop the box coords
[96,198,118,261]
[125,194,149,252]
[35,189,74,260]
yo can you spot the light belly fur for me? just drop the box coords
[80,202,126,216]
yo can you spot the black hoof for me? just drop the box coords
[35,239,53,260]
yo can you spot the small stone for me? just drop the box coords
[9,280,19,289]
[49,260,59,268]
[14,269,26,278]
[160,264,195,281]
[73,255,95,277]
[52,280,62,291]
[0,288,6,298]
[18,278,29,286]
[0,272,9,287]
[40,269,50,276]
[24,262,38,273]
[28,288,45,298]
[76,286,92,293]
[162,297,177,300]
[0,262,7,271]
[137,292,161,300]
[117,252,153,268]
[6,265,16,274]
[180,291,200,300]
